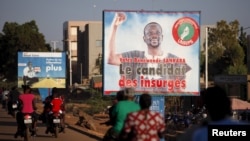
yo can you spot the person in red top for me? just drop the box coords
[46,87,65,133]
[120,93,166,141]
[15,85,38,138]
[50,92,63,113]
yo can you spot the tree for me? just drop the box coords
[0,20,49,81]
[206,20,247,78]
[238,26,249,65]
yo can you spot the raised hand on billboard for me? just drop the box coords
[113,12,126,26]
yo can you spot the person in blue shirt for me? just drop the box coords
[192,86,249,141]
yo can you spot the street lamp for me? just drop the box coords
[63,39,72,87]
[69,41,72,87]
[51,40,58,52]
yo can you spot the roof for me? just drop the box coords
[231,98,250,110]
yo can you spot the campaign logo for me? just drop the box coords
[172,17,199,46]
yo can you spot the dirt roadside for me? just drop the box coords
[36,102,111,138]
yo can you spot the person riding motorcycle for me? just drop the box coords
[15,85,38,138]
[7,86,21,117]
[40,90,54,124]
[1,87,9,109]
[44,87,65,134]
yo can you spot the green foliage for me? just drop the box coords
[225,64,247,75]
[0,81,17,89]
[0,20,50,81]
[229,43,245,66]
[84,89,113,115]
[206,20,248,77]
[238,27,249,64]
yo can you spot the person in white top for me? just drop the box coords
[1,88,9,108]
[23,61,39,85]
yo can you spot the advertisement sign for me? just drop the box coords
[103,10,200,96]
[17,52,66,88]
[135,95,165,117]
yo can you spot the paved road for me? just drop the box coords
[0,107,102,141]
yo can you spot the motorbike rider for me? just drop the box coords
[7,86,21,116]
[101,90,125,126]
[40,90,54,124]
[15,85,38,138]
[1,87,9,109]
[42,88,55,133]
[44,87,65,134]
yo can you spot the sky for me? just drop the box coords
[1,0,250,49]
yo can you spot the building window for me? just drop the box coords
[71,41,77,57]
[70,27,78,36]
[96,40,102,47]
[71,42,77,50]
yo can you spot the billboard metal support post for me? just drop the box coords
[205,27,208,89]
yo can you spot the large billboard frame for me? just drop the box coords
[103,10,201,96]
[17,52,66,88]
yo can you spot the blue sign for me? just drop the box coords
[135,95,165,117]
[17,52,66,88]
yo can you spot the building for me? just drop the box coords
[63,21,102,88]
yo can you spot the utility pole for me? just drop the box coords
[62,39,72,89]
[205,27,209,89]
[51,41,58,52]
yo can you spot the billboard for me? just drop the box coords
[103,10,200,96]
[17,52,66,88]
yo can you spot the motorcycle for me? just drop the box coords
[191,106,207,124]
[47,111,63,138]
[18,113,36,141]
[14,112,36,141]
[11,101,19,118]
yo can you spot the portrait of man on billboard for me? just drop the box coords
[23,61,40,85]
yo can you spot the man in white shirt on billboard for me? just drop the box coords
[23,61,39,85]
